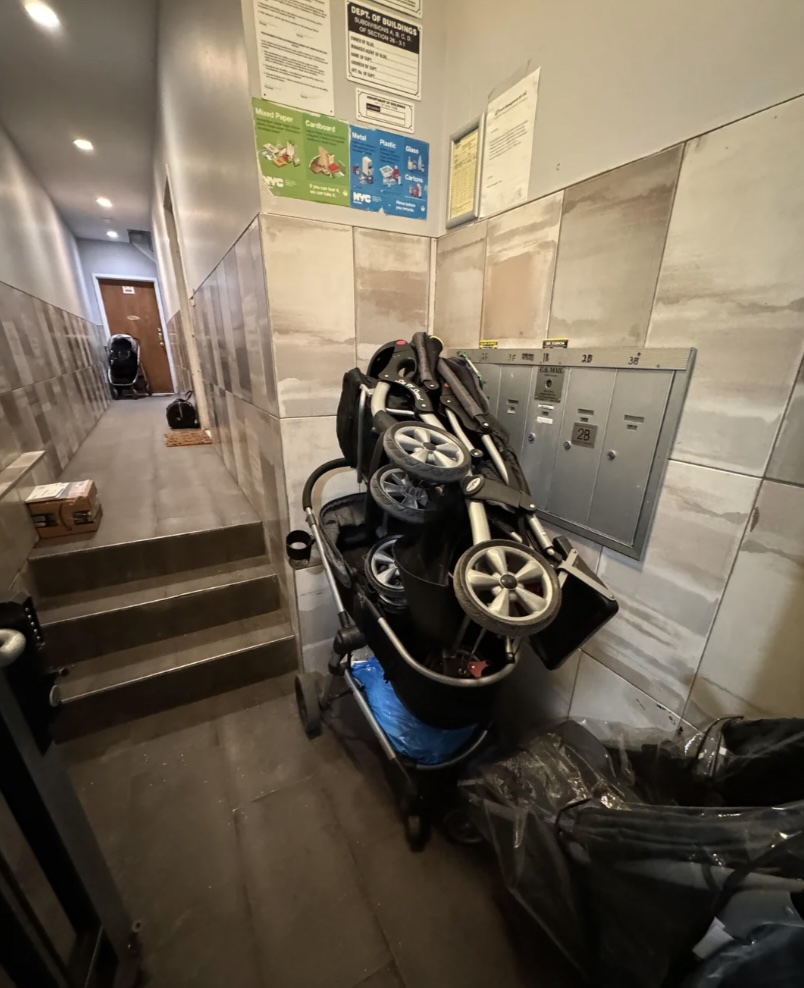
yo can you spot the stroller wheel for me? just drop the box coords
[402,800,431,852]
[383,422,470,483]
[295,673,322,738]
[454,539,561,637]
[110,385,121,400]
[370,465,437,525]
[365,535,407,609]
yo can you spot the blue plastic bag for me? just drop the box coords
[351,657,477,765]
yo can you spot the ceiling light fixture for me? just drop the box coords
[23,1,60,29]
[106,231,119,239]
[96,197,113,209]
[73,138,94,152]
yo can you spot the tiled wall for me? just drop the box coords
[166,309,192,394]
[0,279,108,480]
[0,279,108,597]
[188,213,433,671]
[435,96,804,731]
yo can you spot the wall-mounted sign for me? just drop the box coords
[374,0,422,15]
[346,2,422,100]
[349,125,428,218]
[356,89,414,132]
[122,286,136,294]
[480,67,540,216]
[254,98,349,206]
[252,0,335,115]
[446,115,484,229]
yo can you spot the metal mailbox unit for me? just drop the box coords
[461,346,696,560]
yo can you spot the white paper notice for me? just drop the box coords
[252,0,335,115]
[375,0,423,15]
[346,2,422,100]
[355,89,415,131]
[480,68,540,216]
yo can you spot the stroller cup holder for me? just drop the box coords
[285,529,313,569]
[289,334,619,851]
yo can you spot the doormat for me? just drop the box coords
[164,430,213,447]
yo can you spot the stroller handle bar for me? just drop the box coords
[302,458,350,512]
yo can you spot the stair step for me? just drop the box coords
[41,559,279,665]
[29,520,266,597]
[54,615,296,738]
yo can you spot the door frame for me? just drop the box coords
[92,273,177,394]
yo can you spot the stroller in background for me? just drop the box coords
[288,334,618,849]
[107,333,150,399]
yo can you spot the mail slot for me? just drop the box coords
[470,345,695,559]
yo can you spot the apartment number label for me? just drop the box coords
[572,422,598,448]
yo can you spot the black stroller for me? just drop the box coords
[107,333,150,399]
[288,334,618,849]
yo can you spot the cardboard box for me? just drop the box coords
[25,480,103,539]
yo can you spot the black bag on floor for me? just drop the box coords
[166,391,199,429]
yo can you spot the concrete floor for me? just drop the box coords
[63,678,576,988]
[31,396,255,555]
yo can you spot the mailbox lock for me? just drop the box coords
[527,433,535,444]
[607,450,617,460]
[563,441,572,450]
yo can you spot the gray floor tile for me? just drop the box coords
[218,691,319,807]
[127,739,246,952]
[142,913,263,988]
[355,832,545,988]
[355,965,405,988]
[237,779,391,988]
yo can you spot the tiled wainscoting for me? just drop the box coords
[0,279,109,594]
[166,309,192,394]
[0,280,109,477]
[188,215,432,671]
[435,94,804,730]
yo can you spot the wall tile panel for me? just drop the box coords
[354,230,430,365]
[481,192,563,346]
[584,461,759,714]
[548,147,682,348]
[686,480,804,723]
[261,216,356,418]
[647,97,804,475]
[433,221,487,349]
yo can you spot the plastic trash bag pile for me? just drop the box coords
[462,717,804,987]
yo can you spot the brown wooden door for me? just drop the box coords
[99,279,173,393]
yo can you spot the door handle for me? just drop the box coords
[157,326,165,348]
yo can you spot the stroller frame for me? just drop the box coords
[291,336,618,850]
[294,453,490,851]
[107,334,151,400]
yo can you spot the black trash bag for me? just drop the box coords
[166,391,199,429]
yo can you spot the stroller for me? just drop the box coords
[288,334,619,849]
[107,333,150,399]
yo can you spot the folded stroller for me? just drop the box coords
[107,333,150,399]
[288,334,618,849]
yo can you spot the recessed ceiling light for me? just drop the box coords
[96,197,113,209]
[106,231,119,239]
[24,2,60,29]
[73,138,94,152]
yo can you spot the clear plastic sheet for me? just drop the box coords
[350,657,477,765]
[462,717,804,987]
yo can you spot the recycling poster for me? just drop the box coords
[349,125,428,218]
[253,98,349,206]
[253,98,428,218]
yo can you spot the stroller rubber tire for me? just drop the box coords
[441,805,483,846]
[383,422,470,483]
[295,673,322,738]
[453,539,561,638]
[401,799,431,852]
[369,465,438,525]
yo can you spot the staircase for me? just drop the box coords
[30,519,295,737]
